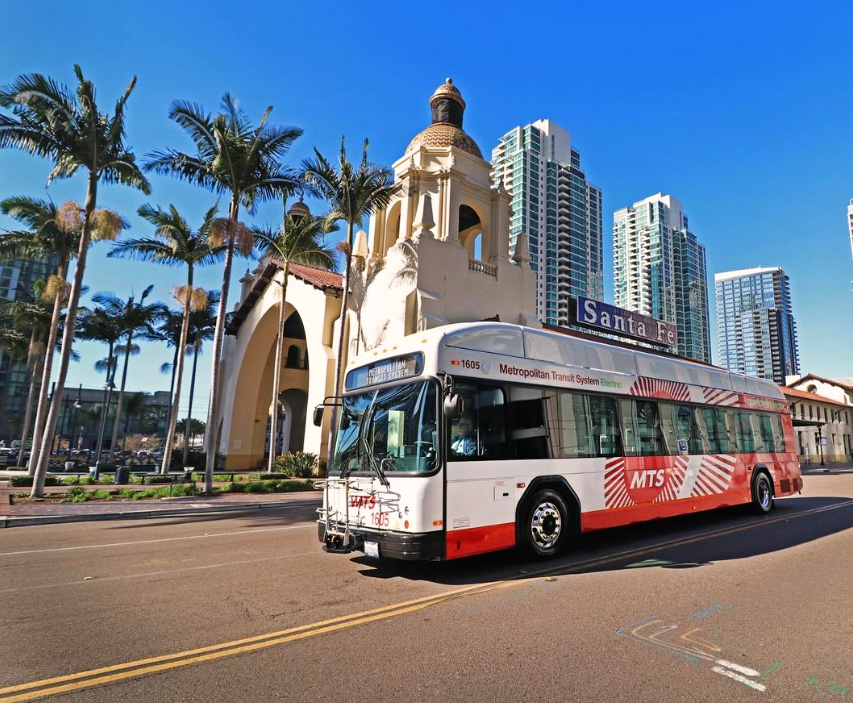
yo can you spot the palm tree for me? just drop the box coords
[0,66,150,496]
[181,291,218,466]
[120,392,148,451]
[254,203,336,472]
[109,203,225,473]
[77,306,123,471]
[0,294,51,465]
[0,196,85,475]
[301,138,393,454]
[146,93,301,490]
[90,286,165,464]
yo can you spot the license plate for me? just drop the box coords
[364,540,379,558]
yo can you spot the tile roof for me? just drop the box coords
[782,386,851,407]
[276,260,343,291]
[792,373,853,391]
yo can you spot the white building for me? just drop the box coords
[783,385,853,465]
[491,120,603,326]
[613,193,710,362]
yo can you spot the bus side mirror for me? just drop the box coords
[443,394,463,419]
[312,405,324,427]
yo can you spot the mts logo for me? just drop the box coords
[630,469,665,489]
[350,495,376,509]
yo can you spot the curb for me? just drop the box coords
[4,499,320,528]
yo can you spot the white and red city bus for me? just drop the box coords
[316,322,802,561]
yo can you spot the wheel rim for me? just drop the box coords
[758,478,772,510]
[531,501,562,549]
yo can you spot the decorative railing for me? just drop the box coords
[468,259,497,277]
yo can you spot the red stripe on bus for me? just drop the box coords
[446,522,516,560]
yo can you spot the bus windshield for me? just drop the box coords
[332,381,438,475]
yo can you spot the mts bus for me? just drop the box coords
[316,322,801,561]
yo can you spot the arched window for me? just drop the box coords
[286,345,301,369]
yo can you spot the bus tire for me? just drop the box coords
[751,471,774,514]
[520,489,570,558]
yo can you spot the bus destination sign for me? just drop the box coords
[346,353,424,390]
[572,296,678,348]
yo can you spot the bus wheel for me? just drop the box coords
[522,489,569,558]
[751,471,774,514]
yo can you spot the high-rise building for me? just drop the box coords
[0,256,57,444]
[714,267,800,385]
[612,193,711,362]
[491,120,603,326]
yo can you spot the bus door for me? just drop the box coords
[445,379,516,559]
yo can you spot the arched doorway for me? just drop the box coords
[264,310,310,463]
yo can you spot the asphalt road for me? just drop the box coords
[2,472,853,702]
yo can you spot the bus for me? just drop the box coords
[316,322,802,561]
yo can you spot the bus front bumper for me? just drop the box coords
[317,522,443,561]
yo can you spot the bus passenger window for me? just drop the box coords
[448,383,507,461]
[737,412,756,453]
[588,395,621,457]
[770,415,786,453]
[553,391,593,458]
[510,386,550,459]
[620,399,665,456]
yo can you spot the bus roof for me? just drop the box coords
[349,322,784,402]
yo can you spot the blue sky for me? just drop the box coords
[1,0,852,421]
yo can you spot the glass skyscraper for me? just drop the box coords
[491,120,603,326]
[714,267,800,385]
[0,256,57,445]
[613,193,711,362]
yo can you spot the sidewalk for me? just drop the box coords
[2,490,322,528]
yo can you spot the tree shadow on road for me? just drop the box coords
[351,496,853,586]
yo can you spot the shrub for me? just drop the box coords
[67,486,88,502]
[92,489,113,500]
[273,452,318,478]
[9,475,60,487]
[245,481,269,493]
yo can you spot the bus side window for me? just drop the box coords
[449,382,507,461]
[724,410,740,453]
[509,386,549,459]
[692,407,712,454]
[658,403,678,454]
[737,412,756,453]
[751,413,769,453]
[707,408,729,454]
[770,414,786,453]
[588,395,621,457]
[621,399,665,456]
[552,390,593,458]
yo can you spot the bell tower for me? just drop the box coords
[353,79,540,354]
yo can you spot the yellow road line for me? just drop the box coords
[3,498,850,702]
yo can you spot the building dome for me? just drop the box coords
[287,198,311,220]
[405,78,483,159]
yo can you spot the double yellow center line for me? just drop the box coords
[2,499,850,702]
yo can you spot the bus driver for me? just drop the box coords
[452,416,477,456]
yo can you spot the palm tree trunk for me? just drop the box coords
[267,266,289,473]
[122,400,132,450]
[93,342,115,473]
[31,177,97,498]
[27,260,67,476]
[109,334,133,462]
[161,269,193,474]
[204,201,238,492]
[17,331,42,467]
[182,344,200,465]
[327,221,354,467]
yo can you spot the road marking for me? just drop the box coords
[712,666,766,692]
[2,498,850,701]
[0,523,315,557]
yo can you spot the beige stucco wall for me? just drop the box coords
[217,270,341,469]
